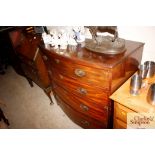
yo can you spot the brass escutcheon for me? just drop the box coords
[80,104,89,111]
[74,69,86,77]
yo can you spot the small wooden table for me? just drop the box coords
[110,74,155,129]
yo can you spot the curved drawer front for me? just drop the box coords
[55,94,107,129]
[50,55,110,90]
[51,71,109,104]
[53,83,109,123]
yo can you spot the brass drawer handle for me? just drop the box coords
[20,35,24,42]
[43,55,48,61]
[52,83,57,89]
[31,69,37,74]
[77,88,87,95]
[81,120,90,126]
[121,111,126,116]
[74,69,86,77]
[80,104,89,111]
[104,106,108,111]
[55,59,60,64]
[59,74,64,79]
[28,61,33,66]
[48,70,52,75]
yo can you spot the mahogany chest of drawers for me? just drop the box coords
[40,40,144,128]
[9,28,52,104]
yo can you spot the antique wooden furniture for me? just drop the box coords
[0,108,9,127]
[0,27,15,74]
[40,40,144,129]
[0,99,9,128]
[9,27,53,104]
[110,74,155,129]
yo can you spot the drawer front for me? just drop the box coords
[51,70,109,103]
[49,54,110,90]
[53,82,109,123]
[55,94,107,129]
[115,102,136,123]
[114,118,127,129]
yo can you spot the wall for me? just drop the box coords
[118,26,155,63]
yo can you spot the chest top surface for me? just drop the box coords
[110,74,155,113]
[43,40,144,69]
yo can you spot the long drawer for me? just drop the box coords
[48,53,110,90]
[51,69,109,104]
[53,82,109,123]
[55,94,107,129]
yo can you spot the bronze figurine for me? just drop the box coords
[85,26,118,42]
[84,26,126,55]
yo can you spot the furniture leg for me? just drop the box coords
[44,87,53,105]
[26,77,34,87]
[0,108,10,126]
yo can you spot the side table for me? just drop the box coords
[110,74,155,129]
